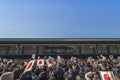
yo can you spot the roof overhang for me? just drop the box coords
[0,38,119,44]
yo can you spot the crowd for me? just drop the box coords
[0,55,120,80]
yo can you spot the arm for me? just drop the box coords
[85,71,92,80]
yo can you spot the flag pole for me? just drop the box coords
[115,59,117,75]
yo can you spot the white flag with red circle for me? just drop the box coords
[23,60,35,73]
[99,71,115,80]
[32,54,35,59]
[37,59,44,67]
[57,55,62,63]
[46,57,56,67]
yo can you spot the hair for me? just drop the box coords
[49,77,56,80]
[116,74,120,80]
[76,75,80,80]
[65,75,72,80]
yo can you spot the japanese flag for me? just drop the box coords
[101,56,106,61]
[46,57,56,67]
[23,60,35,73]
[37,59,44,67]
[99,71,116,80]
[57,55,62,63]
[109,55,113,59]
[87,57,93,62]
[32,54,35,59]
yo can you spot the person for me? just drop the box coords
[31,73,37,80]
[92,71,100,80]
[65,75,73,80]
[85,70,94,80]
[56,65,63,80]
[0,55,119,80]
[63,66,73,80]
[76,74,84,80]
[72,65,79,79]
[26,74,32,80]
[38,66,47,80]
[49,72,56,80]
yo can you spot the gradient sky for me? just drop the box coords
[0,0,120,38]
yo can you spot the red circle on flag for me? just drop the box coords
[39,61,42,64]
[27,62,32,69]
[104,74,110,80]
[48,59,53,64]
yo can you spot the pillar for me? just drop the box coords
[20,45,24,55]
[41,47,44,54]
[36,46,39,55]
[16,44,20,54]
[6,46,10,54]
[96,44,98,54]
[73,46,79,54]
[32,46,36,55]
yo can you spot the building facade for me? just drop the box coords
[0,38,120,58]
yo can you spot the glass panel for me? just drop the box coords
[20,46,24,55]
[38,47,41,54]
[81,45,95,54]
[24,46,34,55]
[98,45,107,54]
[9,46,16,55]
[109,45,117,54]
[0,46,6,55]
[117,45,120,54]
[44,47,73,54]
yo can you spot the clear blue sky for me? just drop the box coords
[0,0,120,38]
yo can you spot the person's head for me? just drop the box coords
[65,75,72,80]
[116,74,120,80]
[76,74,84,80]
[49,76,56,80]
[50,71,55,77]
[92,68,98,74]
[76,75,80,80]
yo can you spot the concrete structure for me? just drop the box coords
[0,38,120,58]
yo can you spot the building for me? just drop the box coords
[0,38,120,58]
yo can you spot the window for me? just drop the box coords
[109,45,118,54]
[81,45,95,54]
[97,45,107,54]
[44,47,73,54]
